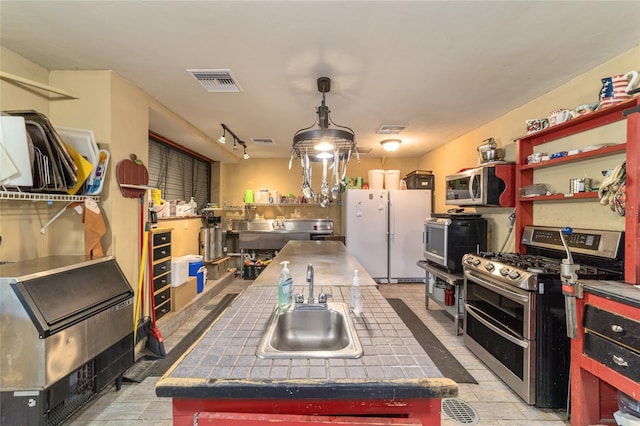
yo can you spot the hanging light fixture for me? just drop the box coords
[232,137,238,150]
[293,77,356,160]
[218,125,226,144]
[380,139,401,152]
[243,145,250,160]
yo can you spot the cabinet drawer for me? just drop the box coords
[153,272,171,292]
[153,232,171,246]
[153,259,171,277]
[584,331,640,383]
[154,287,171,307]
[152,245,171,261]
[155,301,171,321]
[584,305,640,351]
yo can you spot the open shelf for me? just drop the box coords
[518,191,599,202]
[518,144,626,171]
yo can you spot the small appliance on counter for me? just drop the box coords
[199,208,225,262]
[424,212,488,273]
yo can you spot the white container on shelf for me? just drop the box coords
[368,169,384,189]
[384,170,400,190]
[171,256,190,287]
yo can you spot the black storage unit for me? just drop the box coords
[404,170,434,190]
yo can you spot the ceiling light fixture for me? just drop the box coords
[293,77,356,161]
[380,139,401,152]
[219,124,249,158]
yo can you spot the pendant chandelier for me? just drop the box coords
[292,77,356,161]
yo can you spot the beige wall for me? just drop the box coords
[419,45,639,252]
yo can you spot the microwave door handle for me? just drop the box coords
[465,304,529,348]
[469,173,476,201]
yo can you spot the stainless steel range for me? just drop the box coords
[462,225,624,408]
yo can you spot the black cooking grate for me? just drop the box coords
[442,397,479,425]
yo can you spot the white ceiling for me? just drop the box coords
[2,1,639,162]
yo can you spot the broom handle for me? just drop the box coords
[149,227,158,326]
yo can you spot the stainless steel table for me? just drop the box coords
[417,260,464,335]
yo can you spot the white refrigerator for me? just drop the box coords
[343,189,432,283]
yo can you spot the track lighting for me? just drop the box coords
[219,124,249,158]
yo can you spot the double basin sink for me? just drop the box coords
[256,302,363,359]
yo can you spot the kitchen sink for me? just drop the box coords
[256,302,363,359]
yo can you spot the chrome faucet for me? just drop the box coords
[306,264,315,304]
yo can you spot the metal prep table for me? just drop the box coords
[418,260,464,335]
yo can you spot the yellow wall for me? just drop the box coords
[419,45,639,252]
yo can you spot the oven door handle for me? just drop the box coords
[465,304,529,349]
[464,270,530,303]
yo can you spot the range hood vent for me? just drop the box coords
[187,69,242,92]
[377,125,407,135]
[251,138,275,146]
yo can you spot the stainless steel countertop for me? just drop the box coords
[253,240,377,287]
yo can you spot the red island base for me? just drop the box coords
[172,397,442,425]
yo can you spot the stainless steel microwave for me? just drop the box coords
[445,164,515,207]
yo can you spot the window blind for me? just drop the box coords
[148,136,211,211]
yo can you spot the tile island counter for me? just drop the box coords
[156,241,457,425]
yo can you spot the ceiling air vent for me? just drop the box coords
[377,125,407,135]
[356,147,372,155]
[252,138,275,146]
[187,69,242,92]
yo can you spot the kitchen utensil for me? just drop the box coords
[288,151,294,170]
[479,148,505,163]
[320,158,329,196]
[331,149,340,199]
[63,142,94,195]
[0,115,33,186]
[55,126,100,186]
[85,149,110,195]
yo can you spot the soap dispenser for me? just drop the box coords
[278,261,293,310]
[188,197,198,216]
[350,269,362,315]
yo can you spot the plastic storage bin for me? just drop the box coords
[405,170,434,189]
[368,169,384,189]
[188,256,205,293]
[171,256,190,287]
[384,170,400,190]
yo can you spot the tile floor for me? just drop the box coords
[67,280,570,425]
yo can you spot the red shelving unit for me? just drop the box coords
[514,98,639,284]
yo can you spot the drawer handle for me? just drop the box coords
[612,355,628,367]
[160,250,167,255]
[611,324,624,333]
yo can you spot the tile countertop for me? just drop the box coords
[156,241,457,401]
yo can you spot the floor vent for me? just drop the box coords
[442,398,479,425]
[187,69,241,92]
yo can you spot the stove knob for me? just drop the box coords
[484,262,495,271]
[466,257,481,266]
[499,267,510,276]
[509,270,521,279]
